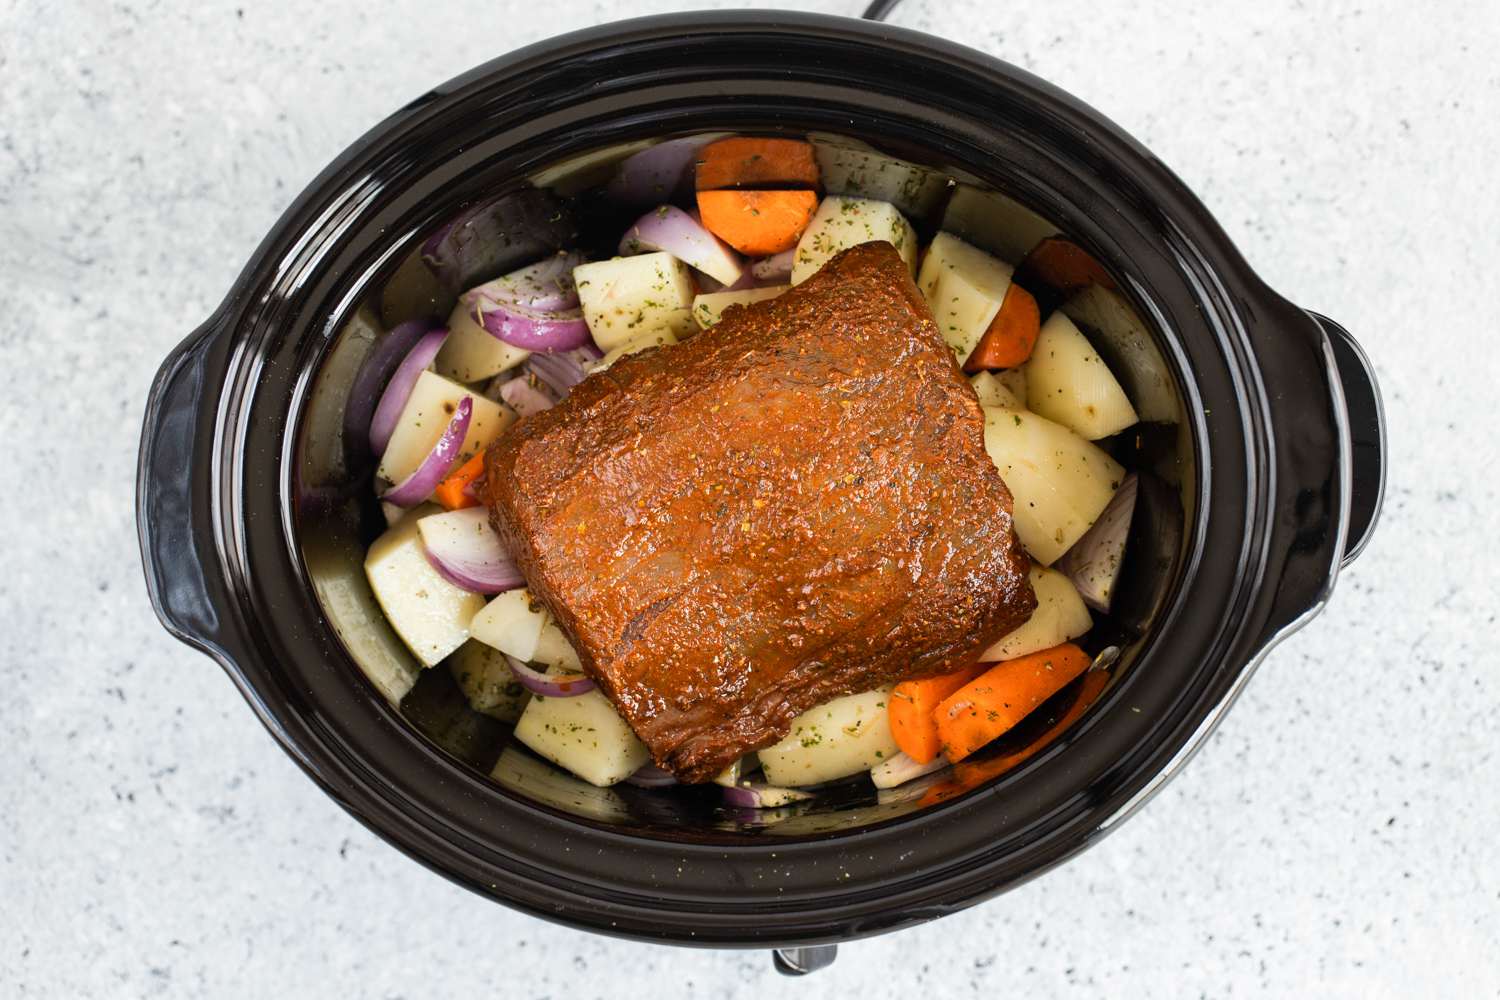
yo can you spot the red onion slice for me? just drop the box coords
[605,135,720,204]
[619,205,745,287]
[415,505,524,593]
[525,347,599,397]
[379,396,471,507]
[721,783,813,809]
[503,655,595,698]
[624,763,680,788]
[499,376,556,417]
[467,251,585,313]
[464,294,591,352]
[869,751,948,790]
[369,327,449,456]
[751,250,796,283]
[1056,472,1138,611]
[344,320,436,468]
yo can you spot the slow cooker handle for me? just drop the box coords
[1251,309,1386,650]
[1310,312,1385,568]
[136,318,239,662]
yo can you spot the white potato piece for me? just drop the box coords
[590,327,680,371]
[468,588,548,662]
[363,506,486,666]
[982,406,1126,565]
[573,252,697,352]
[970,371,1025,410]
[375,370,515,487]
[1025,312,1139,440]
[527,139,656,195]
[979,565,1092,662]
[691,286,788,329]
[791,196,918,285]
[759,688,900,787]
[435,296,531,383]
[513,672,650,787]
[940,182,1061,264]
[1061,285,1179,423]
[916,232,1014,365]
[995,366,1027,402]
[811,137,951,220]
[449,641,531,723]
[532,619,583,672]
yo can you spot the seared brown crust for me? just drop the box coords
[485,242,1035,782]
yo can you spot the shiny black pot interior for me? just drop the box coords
[137,12,1384,949]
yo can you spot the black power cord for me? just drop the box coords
[861,0,903,21]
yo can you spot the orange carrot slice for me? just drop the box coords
[964,282,1041,372]
[933,643,1092,763]
[694,137,820,191]
[696,189,819,256]
[889,663,987,764]
[920,667,1109,806]
[1015,237,1117,295]
[432,451,485,510]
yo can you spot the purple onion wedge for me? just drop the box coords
[499,376,557,418]
[750,250,796,283]
[415,506,524,594]
[379,396,470,507]
[525,347,599,398]
[369,327,449,456]
[721,782,814,809]
[463,294,591,353]
[465,251,585,313]
[624,763,679,788]
[605,135,722,205]
[503,655,596,698]
[1055,472,1138,612]
[343,319,436,469]
[619,205,744,287]
[869,751,948,790]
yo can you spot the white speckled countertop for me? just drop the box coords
[3,0,1498,996]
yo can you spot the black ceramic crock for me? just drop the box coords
[136,10,1385,974]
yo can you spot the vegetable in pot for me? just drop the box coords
[758,688,900,787]
[573,252,697,351]
[1023,312,1139,440]
[980,405,1125,565]
[513,668,649,787]
[1055,473,1138,612]
[934,643,1093,762]
[915,231,1015,364]
[468,587,548,659]
[978,564,1092,662]
[790,196,917,284]
[363,504,486,667]
[449,641,531,723]
[691,286,788,329]
[375,370,514,491]
[619,205,746,287]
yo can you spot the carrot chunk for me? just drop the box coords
[432,451,485,510]
[920,668,1109,806]
[696,189,819,256]
[1015,237,1117,296]
[889,664,987,764]
[933,643,1092,763]
[694,137,821,191]
[964,281,1041,371]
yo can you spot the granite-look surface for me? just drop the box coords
[3,0,1497,996]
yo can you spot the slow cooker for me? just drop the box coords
[137,10,1385,975]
